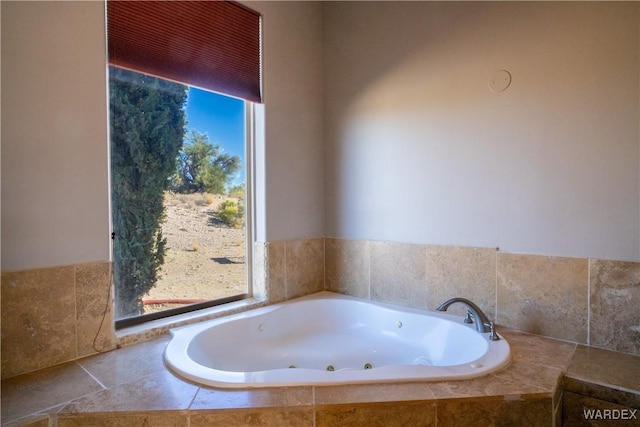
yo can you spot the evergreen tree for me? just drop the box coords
[109,66,187,318]
[173,130,240,194]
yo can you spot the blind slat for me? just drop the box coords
[107,0,262,103]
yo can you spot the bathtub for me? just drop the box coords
[164,292,511,388]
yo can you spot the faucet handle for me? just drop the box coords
[488,322,500,341]
[464,310,474,324]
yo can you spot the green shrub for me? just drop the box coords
[228,184,245,199]
[216,199,244,228]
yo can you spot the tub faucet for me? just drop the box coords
[436,298,500,341]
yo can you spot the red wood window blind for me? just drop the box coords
[107,0,262,103]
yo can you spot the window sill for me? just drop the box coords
[116,297,266,347]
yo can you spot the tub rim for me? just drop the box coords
[164,291,511,388]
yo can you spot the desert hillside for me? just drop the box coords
[144,192,246,313]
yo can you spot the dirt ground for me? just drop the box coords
[143,192,247,313]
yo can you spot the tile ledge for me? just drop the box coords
[564,375,640,399]
[3,327,572,426]
[116,297,267,346]
[565,346,640,396]
[563,371,640,398]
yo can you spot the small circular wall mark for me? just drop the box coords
[489,70,511,92]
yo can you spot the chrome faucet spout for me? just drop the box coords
[436,297,499,340]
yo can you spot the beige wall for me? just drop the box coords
[324,1,640,261]
[2,1,111,271]
[0,0,326,377]
[1,1,326,272]
[4,1,638,268]
[247,1,325,242]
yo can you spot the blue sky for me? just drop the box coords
[185,87,245,187]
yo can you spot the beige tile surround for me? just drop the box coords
[1,262,116,379]
[1,329,577,426]
[2,237,639,382]
[324,238,640,357]
[2,237,640,426]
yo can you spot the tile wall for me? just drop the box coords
[1,262,116,379]
[0,238,326,379]
[324,238,640,357]
[258,238,325,303]
[2,236,638,379]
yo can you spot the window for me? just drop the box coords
[107,1,261,326]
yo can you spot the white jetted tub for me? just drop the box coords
[164,292,510,388]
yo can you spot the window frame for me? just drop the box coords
[107,0,262,329]
[112,78,257,330]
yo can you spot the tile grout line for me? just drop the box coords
[73,265,79,361]
[367,240,371,300]
[187,387,201,411]
[284,241,288,300]
[495,249,499,324]
[586,259,591,346]
[323,238,326,292]
[75,360,108,390]
[53,386,114,420]
[434,400,438,427]
[312,386,317,427]
[14,368,115,426]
